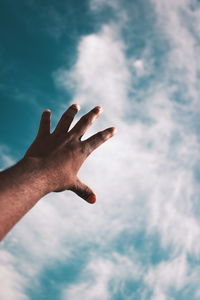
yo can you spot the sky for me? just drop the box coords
[1,0,200,299]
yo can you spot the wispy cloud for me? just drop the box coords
[1,0,200,299]
[0,145,15,170]
[0,250,28,300]
[62,252,142,300]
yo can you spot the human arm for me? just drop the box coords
[0,104,116,241]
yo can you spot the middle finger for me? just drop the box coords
[69,106,102,139]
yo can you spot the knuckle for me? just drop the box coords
[63,112,71,120]
[82,142,92,155]
[98,131,106,140]
[82,114,90,123]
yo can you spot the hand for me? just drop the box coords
[24,104,116,204]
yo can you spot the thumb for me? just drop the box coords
[70,177,96,204]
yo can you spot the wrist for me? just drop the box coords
[0,156,50,240]
[17,156,51,195]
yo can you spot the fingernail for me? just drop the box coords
[87,194,96,204]
[112,127,117,135]
[109,127,117,135]
[73,104,80,111]
[95,106,103,114]
[44,109,51,113]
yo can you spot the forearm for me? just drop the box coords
[0,158,49,241]
[0,104,115,241]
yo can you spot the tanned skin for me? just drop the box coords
[0,104,116,241]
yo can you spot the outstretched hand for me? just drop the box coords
[25,104,116,204]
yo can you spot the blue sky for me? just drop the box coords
[1,0,200,299]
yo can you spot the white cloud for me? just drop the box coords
[145,254,188,299]
[62,252,141,300]
[0,250,28,300]
[151,0,200,103]
[145,253,200,300]
[2,0,200,299]
[0,145,15,170]
[55,24,130,123]
[54,12,200,297]
[133,59,145,76]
